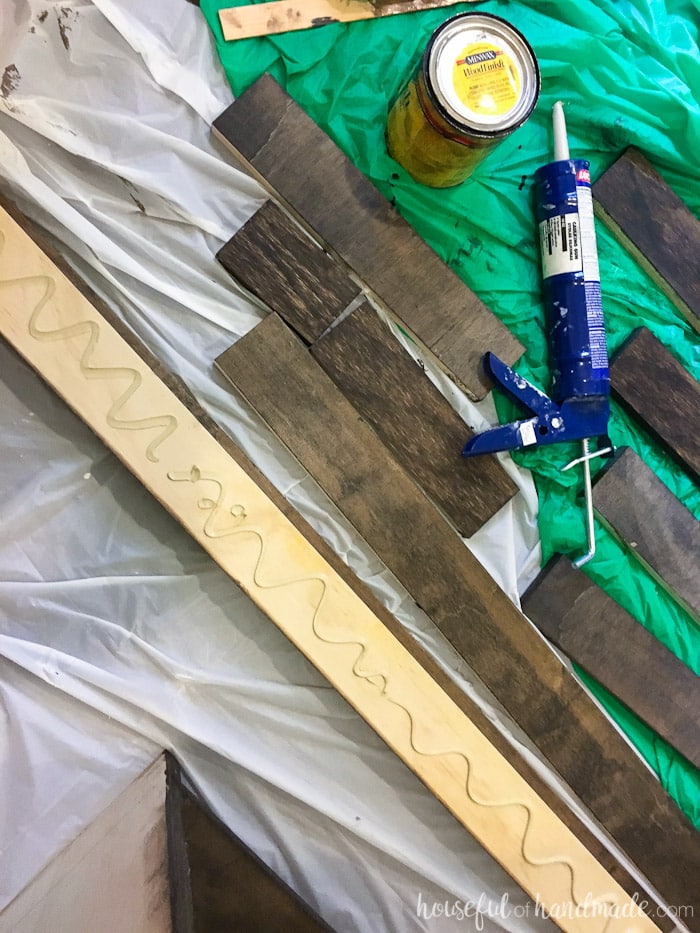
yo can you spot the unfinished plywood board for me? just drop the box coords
[522,557,700,770]
[0,202,665,931]
[215,313,700,916]
[0,757,171,933]
[593,447,700,622]
[219,0,476,41]
[217,201,515,534]
[610,328,700,484]
[594,148,700,334]
[217,199,360,343]
[212,74,523,400]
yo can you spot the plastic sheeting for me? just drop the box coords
[0,1,691,930]
[201,0,700,827]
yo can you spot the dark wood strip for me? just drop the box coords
[610,327,700,484]
[211,73,524,401]
[5,193,676,926]
[166,755,331,932]
[217,200,360,344]
[522,556,700,770]
[215,313,700,916]
[593,447,700,621]
[594,148,700,334]
[311,301,516,536]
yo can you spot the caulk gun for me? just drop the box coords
[462,102,612,568]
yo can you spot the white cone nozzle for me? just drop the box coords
[553,100,570,161]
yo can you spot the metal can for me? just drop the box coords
[386,13,540,188]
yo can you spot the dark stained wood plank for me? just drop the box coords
[211,74,524,401]
[217,200,360,344]
[0,195,682,930]
[522,556,700,769]
[311,300,516,536]
[594,148,700,334]
[593,447,700,622]
[215,313,700,914]
[610,327,700,484]
[165,755,331,933]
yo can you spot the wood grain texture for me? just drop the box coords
[0,758,171,933]
[594,148,700,334]
[4,195,674,930]
[219,0,476,41]
[311,300,516,535]
[217,201,515,533]
[217,199,360,343]
[215,313,700,920]
[211,73,524,401]
[522,556,700,770]
[593,447,700,622]
[166,756,330,932]
[0,204,662,931]
[610,327,700,484]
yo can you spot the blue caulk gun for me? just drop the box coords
[462,102,612,567]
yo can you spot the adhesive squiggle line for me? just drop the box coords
[169,466,625,929]
[0,234,177,462]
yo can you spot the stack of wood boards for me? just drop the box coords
[0,195,682,929]
[209,81,700,921]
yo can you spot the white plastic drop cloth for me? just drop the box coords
[0,2,673,930]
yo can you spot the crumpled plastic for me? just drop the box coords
[201,0,700,825]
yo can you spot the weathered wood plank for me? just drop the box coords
[311,300,516,535]
[5,193,672,928]
[0,200,661,930]
[219,0,477,41]
[593,447,700,622]
[610,327,700,484]
[522,556,700,770]
[215,313,700,917]
[594,148,700,334]
[165,756,330,932]
[217,199,360,343]
[217,200,516,534]
[211,74,524,401]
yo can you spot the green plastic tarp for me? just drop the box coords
[200,0,700,827]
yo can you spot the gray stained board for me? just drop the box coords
[211,73,524,401]
[215,312,700,916]
[522,556,700,771]
[610,327,700,484]
[216,200,516,535]
[5,195,675,929]
[593,148,700,334]
[593,447,700,622]
[217,199,361,344]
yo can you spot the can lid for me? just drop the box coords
[426,13,539,135]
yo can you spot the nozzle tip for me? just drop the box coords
[553,100,570,161]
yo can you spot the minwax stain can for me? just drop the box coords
[386,13,540,188]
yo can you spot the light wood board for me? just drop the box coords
[212,74,524,401]
[218,0,477,41]
[0,202,663,931]
[215,313,700,917]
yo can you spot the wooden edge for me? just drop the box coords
[217,0,469,41]
[0,200,663,930]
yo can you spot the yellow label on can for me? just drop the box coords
[452,42,520,117]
